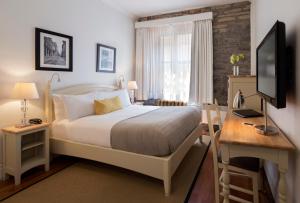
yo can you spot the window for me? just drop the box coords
[135,22,193,102]
[162,33,192,102]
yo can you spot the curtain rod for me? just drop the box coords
[135,12,213,29]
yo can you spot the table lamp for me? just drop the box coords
[12,82,39,128]
[127,81,138,103]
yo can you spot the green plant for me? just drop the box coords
[230,53,245,65]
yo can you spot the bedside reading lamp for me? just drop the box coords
[49,73,61,84]
[127,81,138,103]
[12,82,39,128]
[118,75,125,89]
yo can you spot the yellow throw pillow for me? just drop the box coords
[94,96,123,115]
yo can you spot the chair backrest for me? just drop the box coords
[203,99,222,166]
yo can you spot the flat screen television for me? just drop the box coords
[256,21,286,109]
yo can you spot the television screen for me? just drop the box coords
[256,20,286,109]
[257,31,276,98]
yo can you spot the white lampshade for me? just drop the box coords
[12,82,39,100]
[128,81,138,90]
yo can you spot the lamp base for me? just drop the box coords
[15,117,30,128]
[255,125,279,136]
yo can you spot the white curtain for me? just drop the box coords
[189,20,213,104]
[136,23,193,102]
[136,27,165,100]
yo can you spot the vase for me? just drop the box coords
[233,65,239,76]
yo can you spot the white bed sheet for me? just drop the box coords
[52,105,159,148]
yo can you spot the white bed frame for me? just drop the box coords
[45,83,202,196]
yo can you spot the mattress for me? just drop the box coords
[51,105,159,148]
[52,105,201,156]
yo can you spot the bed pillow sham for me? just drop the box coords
[94,96,123,115]
[61,92,96,121]
[96,89,131,108]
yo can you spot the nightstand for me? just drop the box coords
[2,123,50,185]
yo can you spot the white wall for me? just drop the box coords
[254,0,300,202]
[0,0,135,175]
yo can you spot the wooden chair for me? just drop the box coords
[203,101,260,203]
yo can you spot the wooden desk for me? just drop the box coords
[219,112,295,203]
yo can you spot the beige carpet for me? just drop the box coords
[4,136,210,203]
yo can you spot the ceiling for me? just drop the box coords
[101,0,247,19]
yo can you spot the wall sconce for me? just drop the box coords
[118,75,125,89]
[49,73,61,84]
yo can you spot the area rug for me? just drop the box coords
[3,136,210,203]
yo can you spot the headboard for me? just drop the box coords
[45,83,119,123]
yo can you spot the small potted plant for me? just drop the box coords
[230,53,245,76]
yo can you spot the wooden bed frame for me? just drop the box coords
[45,83,202,196]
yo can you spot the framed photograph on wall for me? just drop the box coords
[35,28,73,72]
[96,44,116,73]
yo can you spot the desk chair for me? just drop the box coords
[204,102,260,203]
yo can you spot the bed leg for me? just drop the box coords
[164,176,171,196]
[163,163,171,196]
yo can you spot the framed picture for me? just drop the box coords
[96,44,116,73]
[35,28,73,72]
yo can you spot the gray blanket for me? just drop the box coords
[111,106,201,156]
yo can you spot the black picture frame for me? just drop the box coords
[96,44,116,73]
[35,28,73,72]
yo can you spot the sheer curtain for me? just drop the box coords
[189,19,213,104]
[136,27,165,100]
[136,22,193,102]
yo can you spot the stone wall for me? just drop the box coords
[138,1,251,105]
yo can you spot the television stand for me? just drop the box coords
[255,98,279,135]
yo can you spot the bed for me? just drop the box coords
[45,83,203,196]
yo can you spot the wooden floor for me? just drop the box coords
[188,147,274,203]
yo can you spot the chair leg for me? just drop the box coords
[214,167,220,203]
[253,174,259,203]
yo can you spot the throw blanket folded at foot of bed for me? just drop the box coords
[111,106,201,156]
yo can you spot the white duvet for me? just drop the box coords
[52,105,159,148]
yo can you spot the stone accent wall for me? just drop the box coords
[138,1,251,105]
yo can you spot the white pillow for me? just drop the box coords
[52,94,66,121]
[61,92,96,121]
[96,89,131,107]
